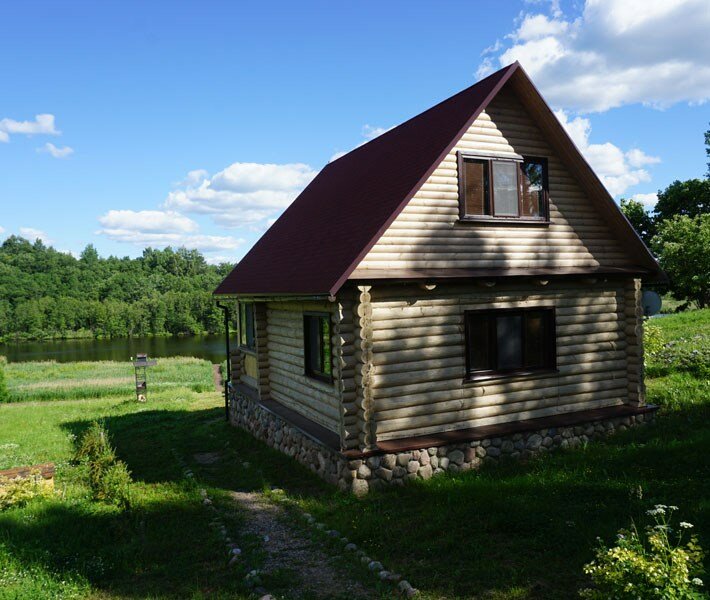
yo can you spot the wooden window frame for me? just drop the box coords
[463,307,557,382]
[303,312,333,383]
[238,302,256,352]
[457,153,550,224]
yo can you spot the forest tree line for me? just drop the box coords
[620,125,710,309]
[0,237,235,341]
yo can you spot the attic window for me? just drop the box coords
[458,154,548,222]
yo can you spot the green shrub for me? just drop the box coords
[0,470,53,511]
[580,505,707,599]
[0,356,8,402]
[74,421,132,509]
[74,421,115,463]
[644,321,665,362]
[94,462,131,509]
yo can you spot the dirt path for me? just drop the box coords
[230,491,378,600]
[212,364,223,391]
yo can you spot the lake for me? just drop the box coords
[0,335,237,364]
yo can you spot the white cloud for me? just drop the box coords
[554,109,659,196]
[97,228,244,253]
[38,142,74,159]
[510,14,570,42]
[204,254,235,266]
[177,169,209,187]
[98,210,198,234]
[626,148,661,168]
[632,192,659,208]
[164,162,318,229]
[0,114,59,142]
[480,0,710,112]
[19,227,52,244]
[0,226,5,235]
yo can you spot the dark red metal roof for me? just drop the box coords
[214,63,519,296]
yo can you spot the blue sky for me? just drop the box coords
[1,0,708,263]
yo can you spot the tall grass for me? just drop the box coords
[4,357,215,402]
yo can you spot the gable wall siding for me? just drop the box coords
[367,280,635,442]
[357,88,630,271]
[265,300,344,436]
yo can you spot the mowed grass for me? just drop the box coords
[0,390,255,599]
[3,357,215,402]
[0,312,708,599]
[285,310,710,599]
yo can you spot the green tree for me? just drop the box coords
[654,178,710,223]
[80,244,100,264]
[652,214,710,308]
[620,198,656,246]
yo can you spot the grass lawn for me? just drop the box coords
[0,310,708,599]
[4,357,214,402]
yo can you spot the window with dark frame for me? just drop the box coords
[465,308,556,379]
[239,302,255,351]
[459,154,548,221]
[303,313,332,382]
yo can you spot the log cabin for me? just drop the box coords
[214,62,662,494]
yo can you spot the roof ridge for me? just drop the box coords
[328,63,520,167]
[214,63,529,297]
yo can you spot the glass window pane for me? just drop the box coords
[492,161,519,216]
[245,304,254,348]
[467,313,492,371]
[524,311,547,368]
[305,316,321,375]
[463,159,489,215]
[496,314,523,369]
[521,160,544,217]
[240,303,254,348]
[321,316,332,376]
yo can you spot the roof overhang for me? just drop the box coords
[212,292,333,303]
[347,266,663,286]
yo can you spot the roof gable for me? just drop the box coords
[215,63,661,297]
[214,64,517,296]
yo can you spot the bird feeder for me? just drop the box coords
[132,353,157,402]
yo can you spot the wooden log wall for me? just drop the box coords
[229,349,243,383]
[356,87,632,272]
[625,278,645,406]
[334,290,359,450]
[254,303,271,398]
[265,300,343,435]
[366,280,635,442]
[354,286,376,451]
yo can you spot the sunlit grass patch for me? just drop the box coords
[4,357,214,402]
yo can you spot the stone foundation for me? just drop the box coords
[230,390,655,496]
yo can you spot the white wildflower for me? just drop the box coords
[680,522,694,529]
[692,577,703,586]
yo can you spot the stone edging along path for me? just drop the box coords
[173,447,419,598]
[265,487,419,598]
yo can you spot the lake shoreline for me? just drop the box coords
[0,334,235,364]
